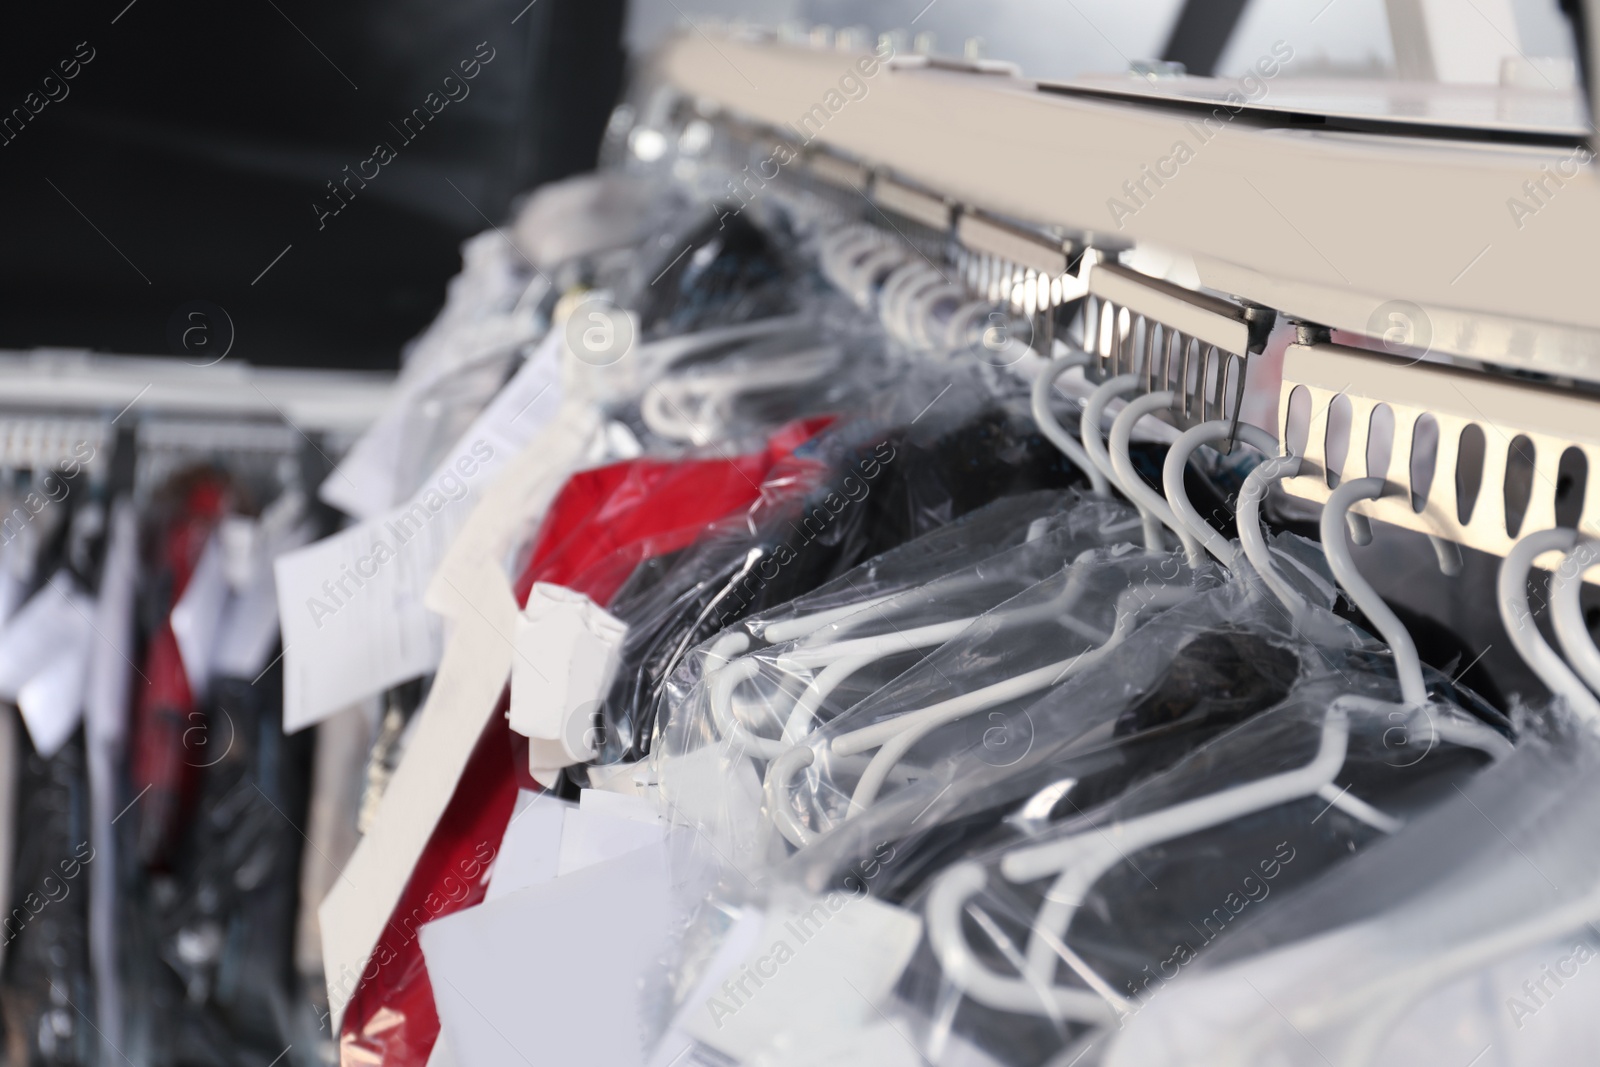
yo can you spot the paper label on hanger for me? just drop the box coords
[321,408,410,520]
[557,802,665,876]
[484,790,570,903]
[509,584,627,763]
[277,334,563,734]
[683,893,924,1064]
[213,520,314,680]
[421,843,670,1067]
[577,787,660,825]
[585,760,650,798]
[171,534,230,698]
[0,573,96,758]
[20,642,92,760]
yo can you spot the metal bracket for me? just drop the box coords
[1081,257,1272,439]
[1279,340,1600,567]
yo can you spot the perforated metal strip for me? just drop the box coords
[1279,341,1600,560]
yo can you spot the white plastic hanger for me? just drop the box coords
[1235,456,1316,622]
[1228,527,1600,1067]
[922,478,1511,1024]
[1500,528,1600,722]
[750,543,1129,845]
[641,341,842,444]
[1080,376,1163,551]
[702,522,1081,762]
[831,578,1195,814]
[1029,352,1109,497]
[1109,393,1199,564]
[1161,420,1279,569]
[1548,537,1600,711]
[826,403,1220,818]
[1320,479,1430,706]
[796,386,1284,821]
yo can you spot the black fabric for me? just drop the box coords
[0,729,94,1067]
[121,665,313,1066]
[593,407,1091,763]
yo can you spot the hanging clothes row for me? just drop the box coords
[302,114,1600,1067]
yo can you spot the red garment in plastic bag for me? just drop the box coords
[514,416,830,605]
[336,418,831,1067]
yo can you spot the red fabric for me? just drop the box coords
[131,474,228,870]
[515,415,831,605]
[336,717,518,1067]
[336,417,831,1067]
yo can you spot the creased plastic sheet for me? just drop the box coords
[1103,707,1600,1067]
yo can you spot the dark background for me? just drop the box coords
[0,0,626,370]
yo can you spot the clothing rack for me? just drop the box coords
[648,30,1600,383]
[642,25,1600,569]
[0,348,394,436]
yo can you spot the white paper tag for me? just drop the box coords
[171,535,230,698]
[0,574,96,757]
[585,761,650,798]
[578,788,661,825]
[684,892,924,1064]
[763,1021,925,1067]
[278,334,563,733]
[424,401,605,630]
[557,802,665,876]
[218,515,260,592]
[421,843,670,1067]
[485,790,570,903]
[510,584,627,763]
[20,643,92,759]
[0,575,87,698]
[214,520,314,680]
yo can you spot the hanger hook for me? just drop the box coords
[909,282,967,351]
[1236,455,1313,621]
[1502,530,1600,722]
[1322,477,1428,707]
[1029,352,1109,496]
[1080,375,1146,514]
[1161,419,1279,569]
[1551,539,1600,701]
[1108,391,1190,558]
